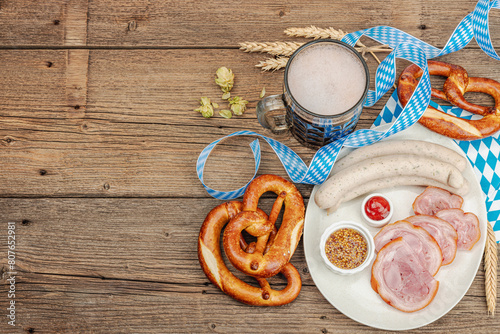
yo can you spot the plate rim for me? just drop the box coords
[303,123,488,331]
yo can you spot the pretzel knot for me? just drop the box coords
[197,175,305,306]
[397,60,500,140]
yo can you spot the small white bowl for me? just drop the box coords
[361,193,393,228]
[319,221,375,275]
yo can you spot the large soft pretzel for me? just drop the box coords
[223,174,305,278]
[198,201,302,306]
[398,60,500,140]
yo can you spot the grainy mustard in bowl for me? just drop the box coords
[319,221,375,275]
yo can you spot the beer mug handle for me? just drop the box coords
[256,94,290,134]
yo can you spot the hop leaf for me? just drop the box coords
[219,109,232,119]
[228,96,249,116]
[215,67,234,93]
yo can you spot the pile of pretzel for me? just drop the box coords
[398,60,500,140]
[198,174,305,306]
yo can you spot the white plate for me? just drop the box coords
[303,123,487,331]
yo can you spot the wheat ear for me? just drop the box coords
[253,44,392,72]
[485,222,498,316]
[255,57,289,71]
[239,42,303,57]
[245,26,392,72]
[284,26,394,86]
[285,26,392,64]
[241,41,391,58]
[284,26,348,40]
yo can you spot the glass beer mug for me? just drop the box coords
[257,39,370,148]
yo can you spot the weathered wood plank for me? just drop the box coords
[0,0,87,47]
[86,0,428,46]
[0,197,495,288]
[65,49,89,113]
[63,0,89,46]
[0,198,497,333]
[0,0,499,48]
[0,198,308,281]
[94,0,500,49]
[1,1,498,333]
[1,273,498,334]
[0,0,500,48]
[1,48,500,197]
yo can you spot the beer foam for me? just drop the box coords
[287,43,367,116]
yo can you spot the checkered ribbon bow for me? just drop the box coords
[196,0,500,240]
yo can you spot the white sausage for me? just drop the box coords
[325,175,469,215]
[332,140,467,175]
[314,154,466,213]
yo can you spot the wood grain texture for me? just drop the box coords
[0,0,499,47]
[0,198,498,333]
[2,275,499,333]
[0,0,66,46]
[1,49,500,197]
[1,0,499,332]
[87,0,428,46]
[63,0,89,46]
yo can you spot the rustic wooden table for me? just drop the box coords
[0,0,499,333]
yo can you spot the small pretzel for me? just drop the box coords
[198,201,302,306]
[398,60,500,140]
[223,174,306,278]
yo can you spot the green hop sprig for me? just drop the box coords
[194,97,214,118]
[215,67,234,100]
[228,96,249,116]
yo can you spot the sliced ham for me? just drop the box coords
[435,209,481,250]
[371,237,440,313]
[405,215,458,265]
[374,220,442,276]
[413,186,463,215]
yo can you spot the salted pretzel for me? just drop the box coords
[398,60,500,140]
[198,201,302,306]
[223,174,305,278]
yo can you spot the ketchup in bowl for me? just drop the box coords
[365,196,391,220]
[361,193,393,227]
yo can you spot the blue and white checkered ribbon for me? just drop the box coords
[196,0,500,240]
